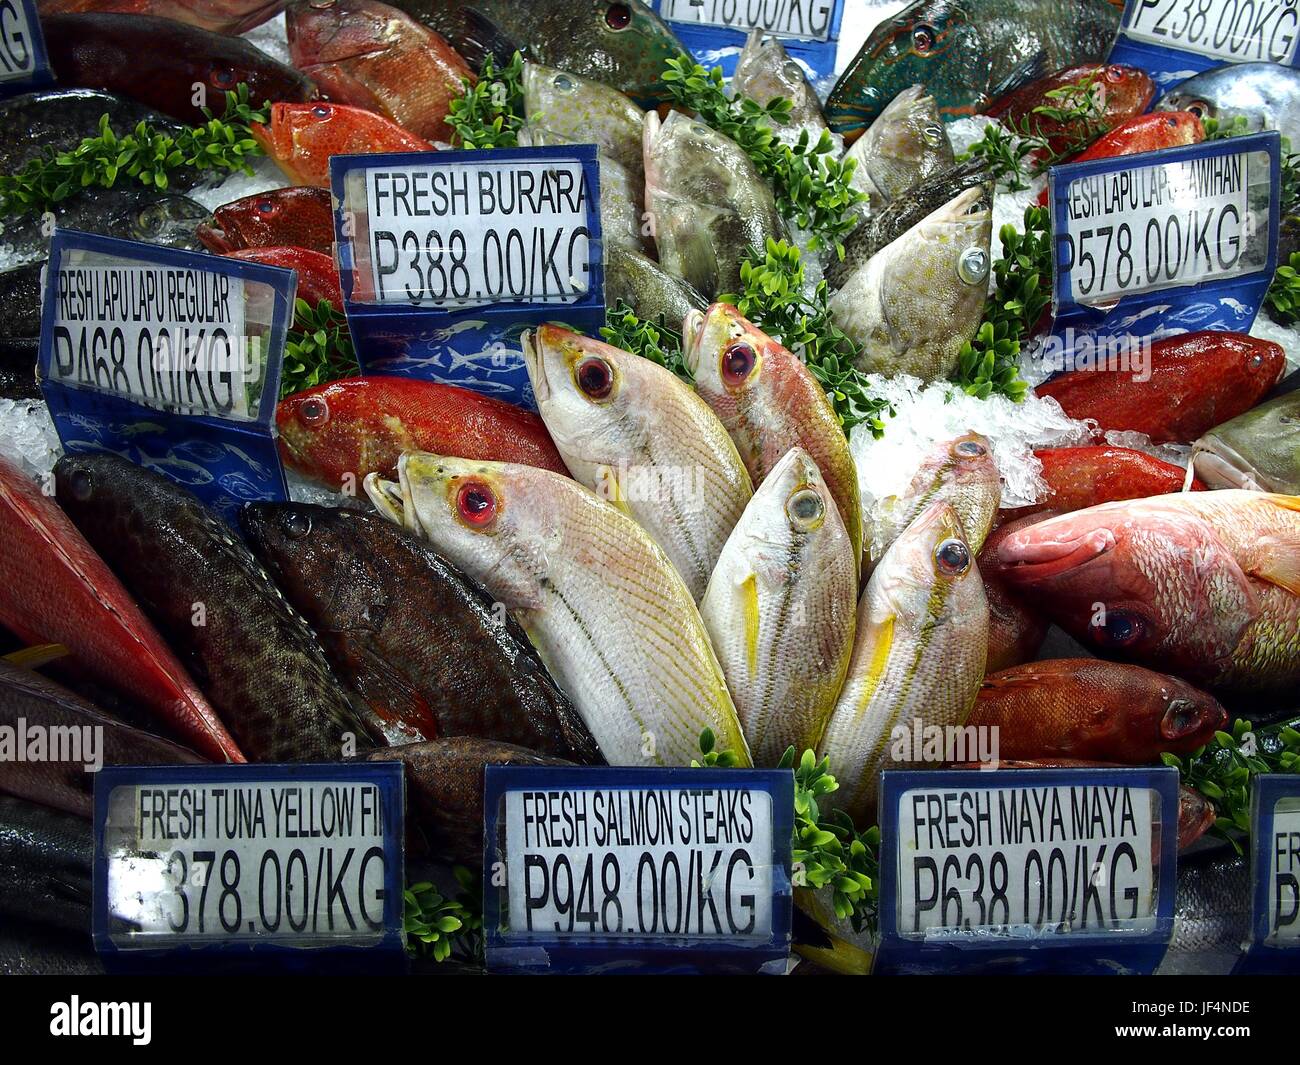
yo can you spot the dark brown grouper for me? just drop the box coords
[241,502,603,762]
[54,454,370,761]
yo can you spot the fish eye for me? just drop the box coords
[954,438,986,458]
[136,205,165,232]
[298,397,330,427]
[912,23,936,53]
[457,480,497,527]
[958,247,989,285]
[1091,608,1144,648]
[721,342,757,387]
[553,74,575,92]
[281,510,312,539]
[210,64,236,89]
[605,2,631,30]
[68,468,93,502]
[934,537,969,575]
[575,356,614,399]
[786,486,824,530]
[311,104,332,118]
[691,123,711,136]
[1104,65,1127,83]
[1185,99,1211,119]
[255,198,279,217]
[1161,699,1200,739]
[922,124,944,147]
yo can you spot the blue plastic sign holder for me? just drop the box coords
[37,229,294,523]
[652,0,844,80]
[92,762,406,973]
[1041,133,1280,376]
[330,145,604,411]
[0,0,51,95]
[1237,774,1300,973]
[482,766,793,974]
[874,767,1180,975]
[1109,0,1300,91]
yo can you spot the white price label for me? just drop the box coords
[659,0,835,41]
[48,263,256,419]
[0,0,40,83]
[1125,0,1300,64]
[1267,797,1300,943]
[104,780,390,944]
[1058,149,1262,305]
[363,159,593,307]
[896,784,1158,938]
[504,787,773,938]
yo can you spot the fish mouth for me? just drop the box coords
[364,471,413,532]
[195,220,236,254]
[681,309,706,374]
[520,329,550,404]
[1191,438,1266,491]
[996,527,1116,580]
[641,110,662,176]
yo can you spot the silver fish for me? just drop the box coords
[1158,63,1300,146]
[731,29,829,148]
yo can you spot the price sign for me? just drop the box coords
[876,768,1179,975]
[37,230,294,519]
[483,766,792,973]
[651,1,843,80]
[0,0,51,93]
[93,763,405,960]
[1240,775,1300,972]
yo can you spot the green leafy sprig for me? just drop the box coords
[446,51,525,149]
[404,868,483,963]
[599,301,691,381]
[660,59,865,254]
[1267,252,1300,324]
[281,299,360,398]
[0,85,269,214]
[690,726,742,768]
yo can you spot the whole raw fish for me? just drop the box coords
[364,737,570,865]
[198,187,336,256]
[1158,63,1300,146]
[817,501,988,820]
[994,491,1300,693]
[684,302,863,568]
[251,101,431,187]
[865,431,1001,564]
[243,503,601,760]
[37,0,288,35]
[1192,391,1300,494]
[829,186,991,382]
[968,658,1227,762]
[365,453,751,767]
[1036,333,1285,444]
[845,84,952,210]
[222,246,343,308]
[0,662,204,818]
[287,0,473,144]
[277,375,567,490]
[985,64,1155,156]
[0,455,240,762]
[978,513,1048,672]
[731,30,829,147]
[1031,447,1204,513]
[55,454,369,761]
[643,110,787,299]
[43,14,316,125]
[521,62,644,179]
[0,796,91,935]
[605,245,705,322]
[825,0,1121,137]
[523,324,752,601]
[699,448,857,766]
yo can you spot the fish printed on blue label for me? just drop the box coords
[481,766,793,974]
[37,230,294,522]
[0,0,52,95]
[652,0,843,80]
[1110,0,1300,90]
[874,767,1180,976]
[1239,774,1300,972]
[331,145,605,411]
[92,763,406,963]
[1040,132,1280,377]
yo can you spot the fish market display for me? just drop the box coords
[643,110,787,299]
[700,448,857,767]
[252,101,432,187]
[605,245,706,322]
[365,453,751,767]
[287,0,473,144]
[968,658,1227,762]
[243,502,601,759]
[523,323,752,601]
[43,13,317,124]
[55,454,368,761]
[223,246,344,307]
[829,187,991,383]
[0,455,240,762]
[521,62,644,179]
[978,513,1049,672]
[731,30,829,147]
[1031,447,1204,513]
[277,375,567,489]
[845,85,953,210]
[995,491,1300,693]
[365,737,570,865]
[818,501,988,819]
[685,303,863,568]
[37,0,289,35]
[197,186,337,256]
[0,662,204,818]
[1036,333,1286,444]
[825,0,1122,136]
[1193,391,1300,494]
[1158,62,1300,146]
[985,64,1155,155]
[0,795,92,936]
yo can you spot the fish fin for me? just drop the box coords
[453,8,523,71]
[852,614,895,718]
[594,465,632,514]
[737,571,760,676]
[984,55,1050,114]
[2,643,68,669]
[1244,535,1300,595]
